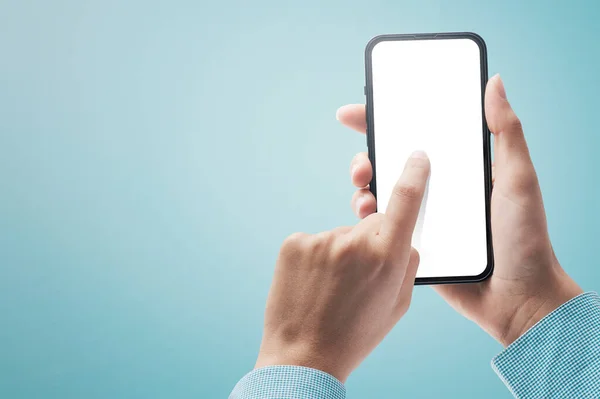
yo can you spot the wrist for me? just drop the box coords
[255,342,349,383]
[499,270,583,347]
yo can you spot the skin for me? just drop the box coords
[340,74,583,347]
[255,151,430,382]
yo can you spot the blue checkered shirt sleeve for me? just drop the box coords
[492,291,600,398]
[229,365,346,399]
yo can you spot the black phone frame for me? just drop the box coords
[364,32,494,285]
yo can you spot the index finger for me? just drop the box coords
[379,151,430,250]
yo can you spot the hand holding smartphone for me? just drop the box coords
[364,32,494,284]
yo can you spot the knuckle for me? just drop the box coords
[361,212,385,228]
[331,235,360,262]
[331,234,382,272]
[330,226,352,236]
[332,234,381,268]
[280,232,310,257]
[311,231,335,253]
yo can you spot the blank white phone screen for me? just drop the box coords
[370,38,488,279]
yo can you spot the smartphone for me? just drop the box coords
[364,32,493,285]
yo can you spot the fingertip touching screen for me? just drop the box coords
[369,37,490,281]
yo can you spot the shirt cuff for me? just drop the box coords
[492,291,600,398]
[229,365,346,399]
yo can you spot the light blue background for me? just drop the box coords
[1,1,599,398]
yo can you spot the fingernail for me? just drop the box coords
[495,74,507,100]
[410,150,428,160]
[335,108,341,121]
[351,163,358,177]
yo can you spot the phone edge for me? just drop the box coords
[364,32,495,286]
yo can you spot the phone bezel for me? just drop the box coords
[364,32,494,285]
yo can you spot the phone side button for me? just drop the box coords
[364,85,366,95]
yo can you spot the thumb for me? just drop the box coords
[485,74,538,193]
